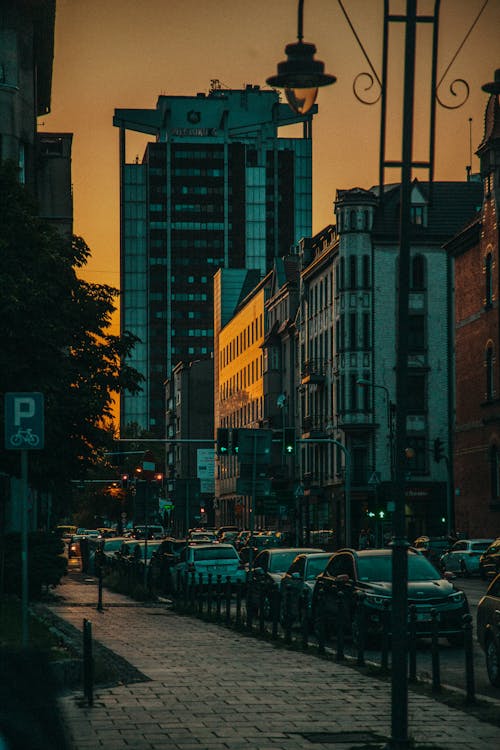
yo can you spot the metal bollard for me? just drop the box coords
[236,580,242,627]
[300,589,309,650]
[246,582,254,631]
[271,587,280,640]
[336,590,345,661]
[354,592,366,666]
[216,574,222,620]
[284,587,293,644]
[463,613,476,704]
[225,576,232,626]
[380,600,391,672]
[408,604,417,682]
[431,607,441,692]
[96,568,103,612]
[198,573,204,616]
[207,573,213,618]
[190,570,196,611]
[315,590,326,655]
[83,618,93,707]
[258,585,266,635]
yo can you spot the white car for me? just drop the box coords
[440,538,494,576]
[173,543,247,589]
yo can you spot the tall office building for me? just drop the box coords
[114,83,315,434]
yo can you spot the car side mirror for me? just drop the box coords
[291,571,301,580]
[253,566,264,575]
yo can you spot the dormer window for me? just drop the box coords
[410,205,427,226]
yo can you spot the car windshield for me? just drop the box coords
[194,547,238,561]
[305,555,331,580]
[357,553,440,582]
[471,541,492,551]
[268,551,303,573]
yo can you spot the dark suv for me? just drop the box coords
[311,547,468,646]
[479,539,500,580]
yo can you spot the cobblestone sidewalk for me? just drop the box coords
[50,576,500,750]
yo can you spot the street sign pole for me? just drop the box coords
[21,450,28,647]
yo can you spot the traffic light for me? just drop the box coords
[120,473,129,489]
[433,437,444,463]
[230,428,240,455]
[216,427,230,455]
[283,427,296,455]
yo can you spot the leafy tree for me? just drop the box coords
[0,161,144,513]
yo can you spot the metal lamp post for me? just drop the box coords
[266,1,471,746]
[358,378,396,488]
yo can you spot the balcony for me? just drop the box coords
[301,416,329,440]
[301,359,327,385]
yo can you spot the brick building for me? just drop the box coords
[447,70,500,537]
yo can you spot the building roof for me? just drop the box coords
[371,180,483,241]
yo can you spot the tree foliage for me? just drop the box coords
[0,162,144,504]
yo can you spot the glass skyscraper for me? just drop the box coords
[114,83,316,434]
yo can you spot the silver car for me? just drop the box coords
[173,543,247,589]
[440,538,494,576]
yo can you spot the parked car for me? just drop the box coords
[477,572,500,687]
[246,547,320,619]
[149,537,188,592]
[188,530,217,544]
[216,525,239,540]
[131,525,165,540]
[440,539,494,576]
[279,552,331,626]
[172,543,247,590]
[412,536,451,569]
[101,536,128,565]
[479,539,500,580]
[311,547,469,646]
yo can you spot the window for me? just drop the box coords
[362,313,370,349]
[411,255,425,290]
[485,252,493,308]
[349,313,357,349]
[362,255,370,288]
[350,256,357,289]
[490,445,499,500]
[350,374,358,410]
[410,205,427,226]
[408,315,425,352]
[486,344,494,401]
[406,436,427,474]
[407,373,426,413]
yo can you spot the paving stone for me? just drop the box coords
[49,575,500,750]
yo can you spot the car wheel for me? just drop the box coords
[485,636,500,687]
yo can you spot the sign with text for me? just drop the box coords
[4,392,44,450]
[197,448,215,493]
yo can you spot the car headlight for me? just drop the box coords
[448,591,465,604]
[365,593,390,607]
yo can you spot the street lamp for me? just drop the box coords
[357,377,395,483]
[267,2,471,748]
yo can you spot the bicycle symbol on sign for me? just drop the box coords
[9,428,40,448]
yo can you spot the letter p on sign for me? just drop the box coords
[4,392,44,450]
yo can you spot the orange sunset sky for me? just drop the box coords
[42,0,499,306]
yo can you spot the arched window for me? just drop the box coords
[411,255,425,290]
[485,252,493,308]
[490,445,500,500]
[486,343,494,400]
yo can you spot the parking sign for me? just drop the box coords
[4,392,44,450]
